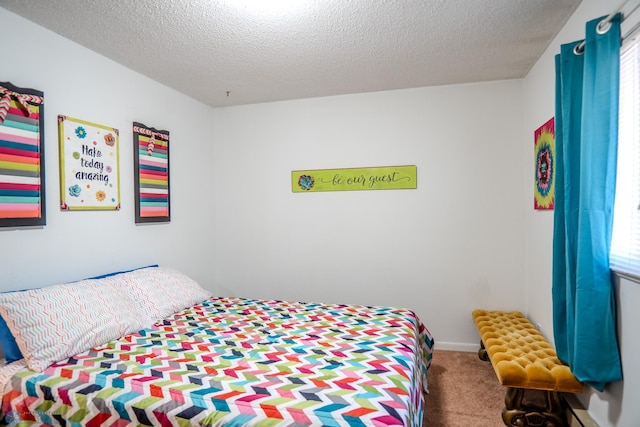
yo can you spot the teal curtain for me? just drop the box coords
[552,14,623,392]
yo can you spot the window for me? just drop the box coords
[610,32,640,278]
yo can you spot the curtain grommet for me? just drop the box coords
[597,19,612,35]
[573,43,585,55]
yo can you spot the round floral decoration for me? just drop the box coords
[75,126,87,139]
[104,133,115,146]
[95,190,106,202]
[298,175,314,191]
[68,184,81,197]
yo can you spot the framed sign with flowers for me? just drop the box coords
[132,122,170,223]
[58,115,120,210]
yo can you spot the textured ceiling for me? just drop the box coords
[0,0,581,108]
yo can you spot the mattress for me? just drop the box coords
[0,296,433,426]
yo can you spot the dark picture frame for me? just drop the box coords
[132,122,170,223]
[0,82,46,227]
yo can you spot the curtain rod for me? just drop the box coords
[623,2,640,41]
[603,0,633,27]
[623,17,640,42]
[574,0,636,54]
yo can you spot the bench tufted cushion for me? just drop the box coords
[472,309,583,393]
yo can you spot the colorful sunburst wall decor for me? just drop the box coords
[534,117,555,210]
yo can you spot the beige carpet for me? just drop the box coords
[423,350,506,426]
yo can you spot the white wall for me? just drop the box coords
[524,0,640,425]
[0,8,217,289]
[1,4,527,351]
[12,1,633,424]
[211,82,526,349]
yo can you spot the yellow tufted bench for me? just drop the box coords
[472,309,582,427]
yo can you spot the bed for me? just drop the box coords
[0,267,433,426]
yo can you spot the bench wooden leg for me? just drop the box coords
[502,387,567,427]
[478,340,489,361]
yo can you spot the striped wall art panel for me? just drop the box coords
[133,122,170,223]
[0,82,45,227]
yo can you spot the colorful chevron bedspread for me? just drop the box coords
[0,297,433,426]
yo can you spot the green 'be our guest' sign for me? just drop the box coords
[291,165,417,192]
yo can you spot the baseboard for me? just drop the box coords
[563,394,600,427]
[432,341,479,352]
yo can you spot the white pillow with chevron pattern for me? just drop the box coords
[0,277,148,372]
[0,267,212,372]
[111,267,213,324]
